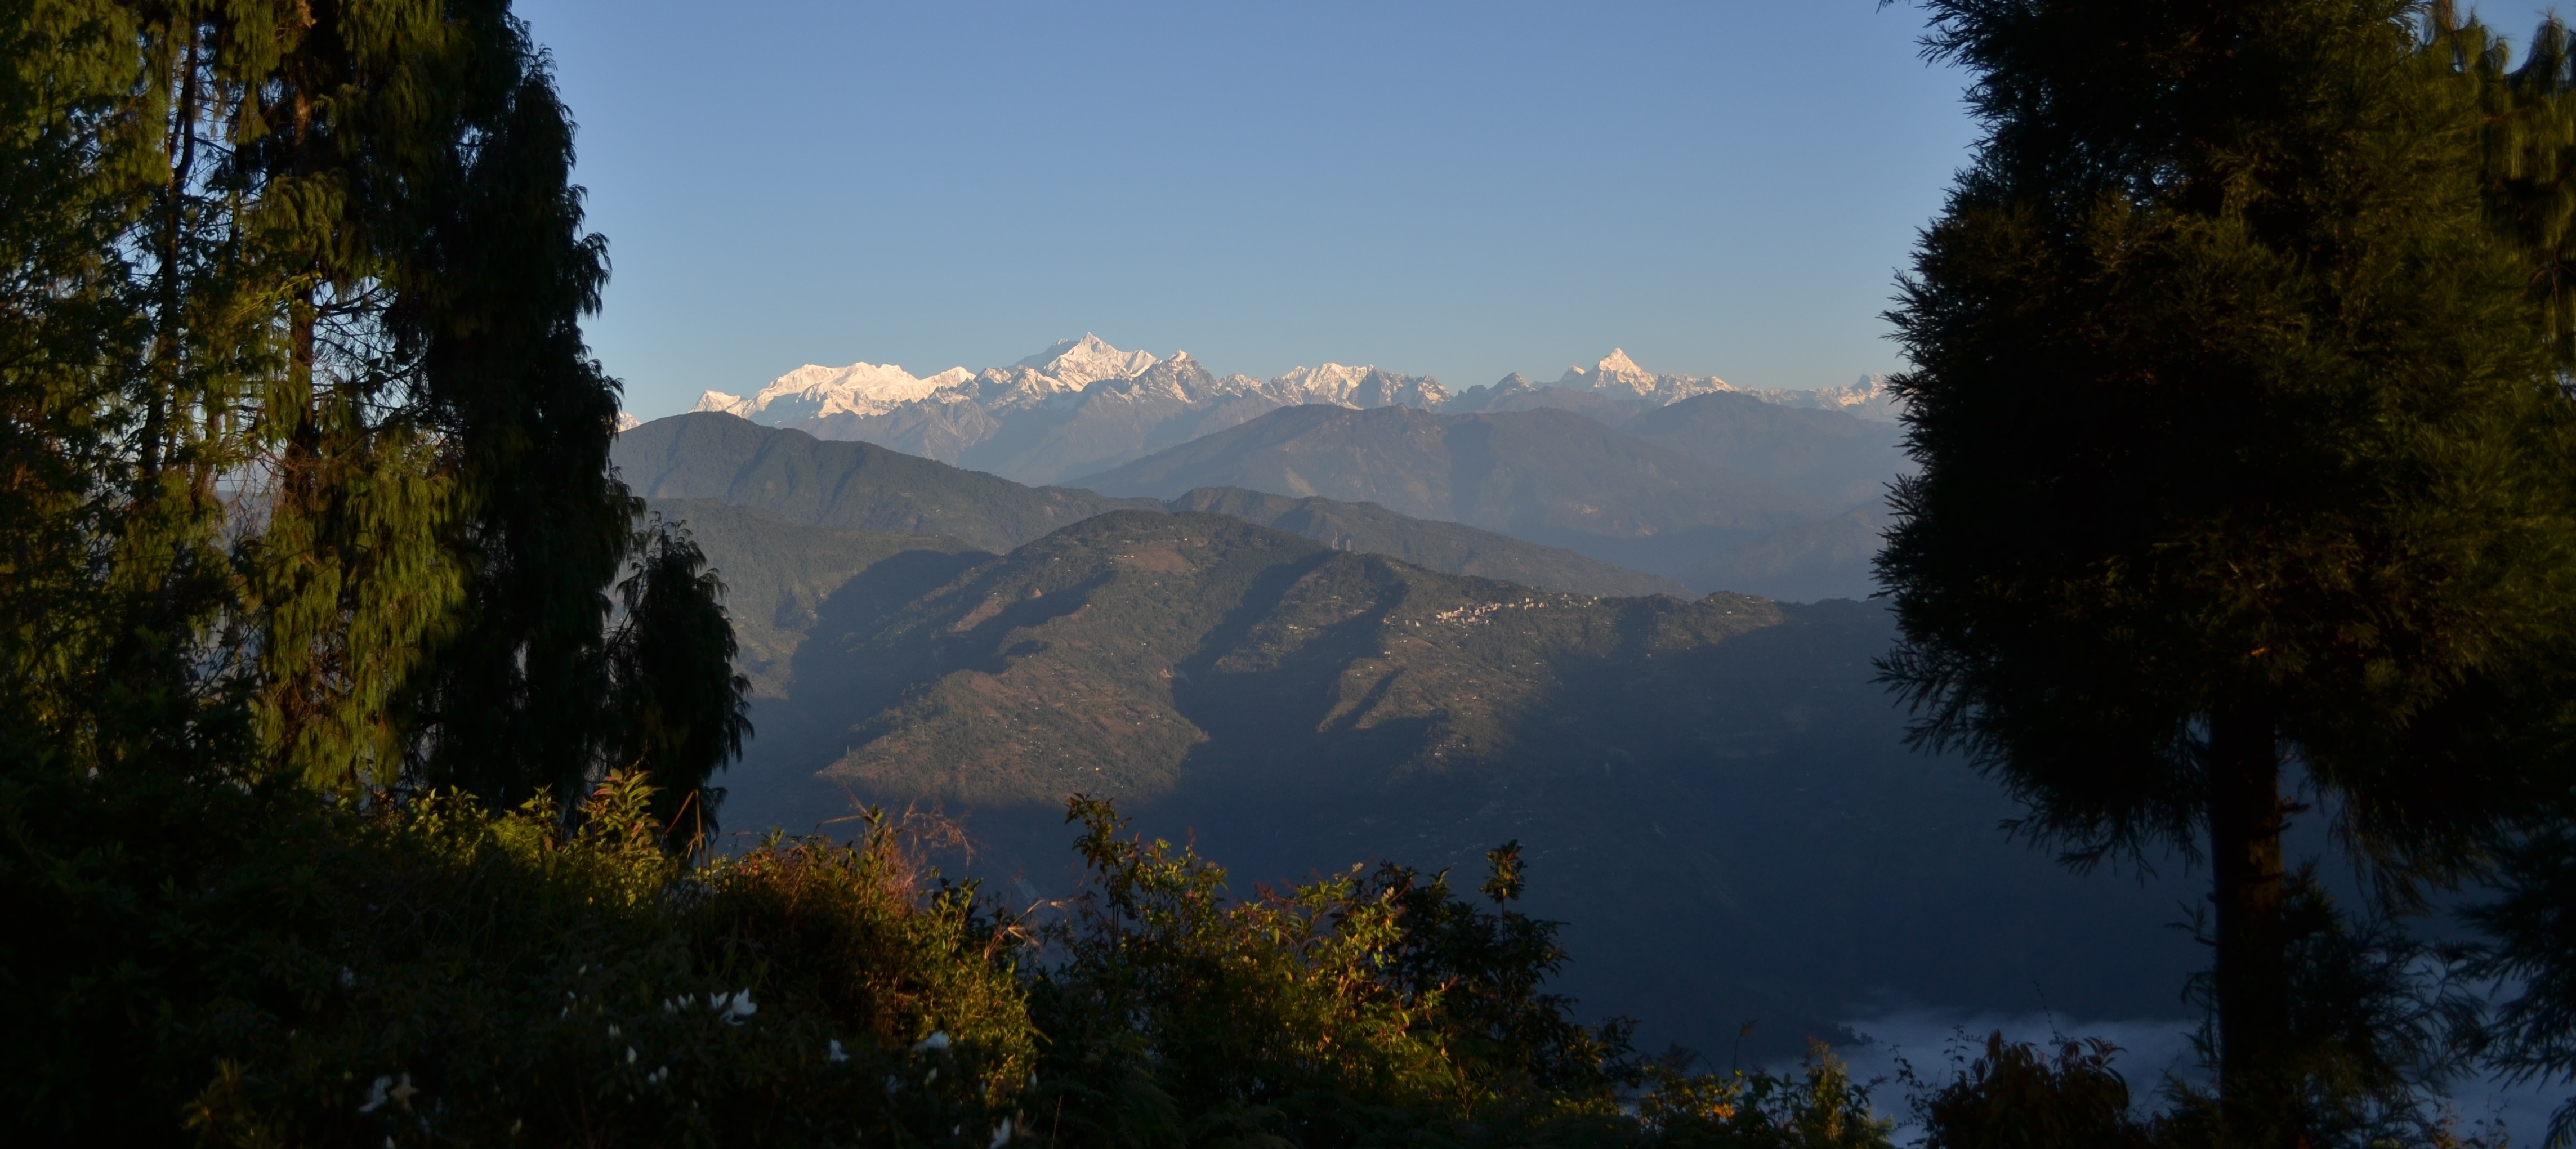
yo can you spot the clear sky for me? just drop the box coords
[512,1,1979,419]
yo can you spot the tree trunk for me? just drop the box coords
[143,21,197,483]
[2209,700,2293,1147]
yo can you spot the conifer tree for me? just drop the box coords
[604,518,752,852]
[1,1,745,819]
[2430,15,2576,1139]
[2452,10,2576,371]
[383,4,649,806]
[0,1,168,769]
[1878,3,2576,1143]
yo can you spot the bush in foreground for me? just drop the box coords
[4,768,1027,1146]
[2,767,1894,1147]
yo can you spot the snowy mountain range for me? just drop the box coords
[678,334,1899,485]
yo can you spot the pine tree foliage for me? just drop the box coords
[605,517,752,851]
[1876,1,2576,1142]
[2441,6,2576,372]
[391,15,641,805]
[0,0,738,810]
[2471,824,2576,1148]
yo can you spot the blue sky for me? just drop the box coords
[514,1,1979,418]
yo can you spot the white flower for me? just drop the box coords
[606,1024,621,1038]
[828,1039,849,1064]
[718,989,757,1025]
[356,1073,417,1115]
[338,967,355,989]
[624,1046,636,1065]
[990,1117,1014,1147]
[912,1031,950,1054]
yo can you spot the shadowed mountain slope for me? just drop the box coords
[640,499,988,696]
[1070,405,1838,579]
[1167,486,1691,598]
[619,414,1687,598]
[1620,391,1908,508]
[706,509,2197,1062]
[1686,502,1891,603]
[615,412,1157,552]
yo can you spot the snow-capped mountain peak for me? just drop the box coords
[1746,374,1902,421]
[1584,348,1658,387]
[1270,363,1378,397]
[1267,363,1452,408]
[1550,348,1731,400]
[690,360,973,423]
[690,390,748,415]
[667,338,1896,486]
[1016,333,1160,386]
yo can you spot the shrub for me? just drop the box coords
[1019,797,1894,1149]
[1,766,1029,1146]
[2,772,1896,1147]
[1912,1032,2160,1149]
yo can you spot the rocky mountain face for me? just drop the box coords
[680,336,1898,485]
[618,413,1689,599]
[691,507,2198,1063]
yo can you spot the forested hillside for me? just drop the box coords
[638,500,989,694]
[699,509,2199,1057]
[1619,391,1908,508]
[624,413,1692,597]
[1074,405,1837,579]
[1167,486,1691,597]
[617,412,1157,551]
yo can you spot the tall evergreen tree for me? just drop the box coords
[381,3,645,806]
[603,517,751,852]
[0,0,745,819]
[1877,2,2576,1143]
[2428,14,2576,1142]
[0,0,168,769]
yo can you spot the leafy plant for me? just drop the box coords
[1021,795,1893,1149]
[1,766,1029,1146]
